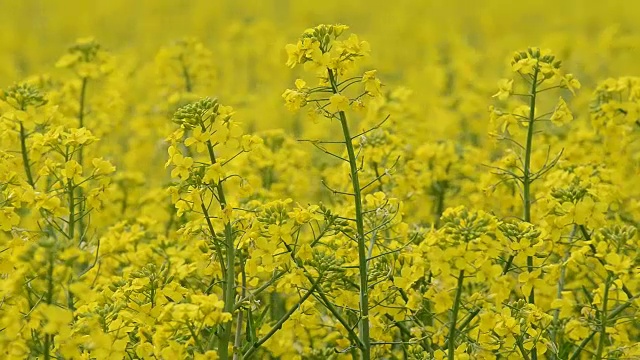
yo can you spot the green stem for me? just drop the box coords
[568,331,596,360]
[550,226,576,358]
[569,299,634,360]
[327,68,370,360]
[243,277,320,359]
[447,270,465,360]
[456,308,480,334]
[523,64,539,254]
[68,180,76,240]
[233,259,247,360]
[595,276,611,360]
[19,122,35,187]
[180,57,193,93]
[77,77,88,242]
[187,320,205,353]
[433,181,447,227]
[285,240,363,350]
[515,337,532,360]
[233,271,285,311]
[579,225,635,299]
[199,121,235,360]
[522,61,540,360]
[316,286,365,350]
[77,77,87,154]
[387,315,430,353]
[201,201,226,278]
[43,250,55,359]
[502,255,514,275]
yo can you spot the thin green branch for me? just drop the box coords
[327,67,371,360]
[243,277,320,359]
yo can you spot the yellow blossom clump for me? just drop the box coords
[0,2,639,360]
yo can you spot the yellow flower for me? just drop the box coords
[203,163,224,183]
[241,134,263,151]
[184,127,211,153]
[282,89,307,111]
[91,157,116,175]
[561,73,581,95]
[35,195,68,217]
[512,57,537,75]
[295,79,307,90]
[394,266,417,291]
[40,304,74,335]
[604,253,633,275]
[0,207,20,231]
[362,70,382,96]
[495,308,521,337]
[285,38,320,68]
[492,79,513,100]
[170,153,194,180]
[55,52,82,68]
[338,33,370,58]
[61,160,83,183]
[288,204,322,224]
[565,319,590,341]
[518,268,543,298]
[63,128,98,146]
[328,94,349,112]
[550,97,573,126]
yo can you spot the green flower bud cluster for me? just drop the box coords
[310,251,345,274]
[130,263,159,279]
[512,48,562,68]
[257,201,291,226]
[510,298,529,313]
[0,83,47,110]
[359,128,388,148]
[317,203,354,236]
[550,180,588,204]
[498,219,541,243]
[598,224,637,248]
[108,279,128,293]
[301,24,348,53]
[440,206,493,243]
[172,97,219,129]
[69,39,102,63]
[93,303,123,320]
[56,38,114,78]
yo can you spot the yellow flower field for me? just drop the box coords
[1,1,639,359]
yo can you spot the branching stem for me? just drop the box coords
[327,68,370,360]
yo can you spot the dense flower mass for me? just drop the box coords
[1,1,639,359]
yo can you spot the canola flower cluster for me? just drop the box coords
[1,1,639,360]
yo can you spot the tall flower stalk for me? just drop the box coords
[283,24,387,359]
[327,68,371,359]
[490,47,581,360]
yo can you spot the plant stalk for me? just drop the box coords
[448,270,465,360]
[328,68,370,360]
[243,278,320,359]
[77,77,88,242]
[199,121,236,360]
[19,122,35,187]
[595,276,611,360]
[522,61,540,360]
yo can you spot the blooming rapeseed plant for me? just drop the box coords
[0,2,639,360]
